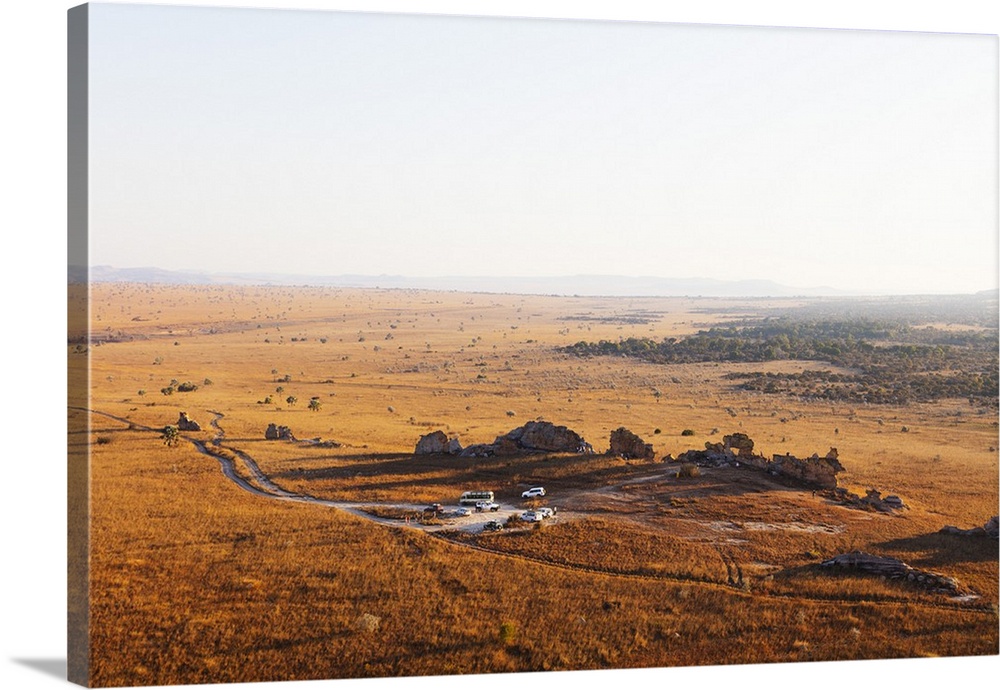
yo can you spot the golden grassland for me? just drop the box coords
[76,283,999,687]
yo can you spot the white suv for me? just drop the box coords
[521,487,546,498]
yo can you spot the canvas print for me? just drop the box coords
[68,2,999,687]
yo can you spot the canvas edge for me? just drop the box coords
[67,3,91,687]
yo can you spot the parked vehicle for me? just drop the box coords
[483,520,504,532]
[537,507,555,518]
[521,487,546,498]
[460,490,495,506]
[521,510,544,522]
[475,500,501,512]
[453,506,472,517]
[423,503,444,514]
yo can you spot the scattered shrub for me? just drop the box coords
[499,621,517,645]
[677,463,700,479]
[680,429,695,436]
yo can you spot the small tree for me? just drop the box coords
[308,398,322,412]
[286,395,298,406]
[499,621,517,645]
[161,425,180,446]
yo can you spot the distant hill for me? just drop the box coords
[76,265,862,297]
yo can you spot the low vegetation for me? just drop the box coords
[562,315,998,406]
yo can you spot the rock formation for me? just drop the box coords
[763,450,845,489]
[940,515,999,538]
[265,423,294,441]
[608,427,654,460]
[456,421,593,457]
[827,487,907,513]
[176,412,201,432]
[414,430,463,455]
[820,551,961,594]
[676,434,844,489]
[497,421,591,453]
[723,433,755,458]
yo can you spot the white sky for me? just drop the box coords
[86,2,998,293]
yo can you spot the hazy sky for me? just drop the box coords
[87,2,998,294]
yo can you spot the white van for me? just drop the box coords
[460,490,495,506]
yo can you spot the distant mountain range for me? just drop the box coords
[72,265,864,297]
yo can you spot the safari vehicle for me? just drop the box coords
[475,500,500,512]
[521,487,546,499]
[537,507,556,518]
[482,520,504,532]
[423,503,444,515]
[460,490,495,506]
[521,510,544,522]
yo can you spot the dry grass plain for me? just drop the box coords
[76,282,999,687]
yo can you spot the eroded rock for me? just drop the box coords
[609,427,654,460]
[265,423,294,441]
[415,430,449,454]
[677,434,844,490]
[820,550,961,594]
[176,412,201,432]
[496,421,591,453]
[940,515,999,538]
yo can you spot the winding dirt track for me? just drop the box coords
[73,406,993,615]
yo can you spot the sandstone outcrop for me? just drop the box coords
[265,423,294,441]
[176,412,201,432]
[497,421,592,453]
[760,450,844,490]
[940,515,999,538]
[827,487,907,513]
[608,427,654,460]
[455,421,593,457]
[676,434,844,489]
[414,430,463,455]
[820,551,961,594]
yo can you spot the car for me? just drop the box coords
[537,507,555,518]
[521,510,544,522]
[475,501,501,512]
[423,503,444,514]
[453,506,472,517]
[521,487,546,499]
[482,520,504,532]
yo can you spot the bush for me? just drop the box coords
[677,463,700,479]
[680,429,695,436]
[499,621,517,645]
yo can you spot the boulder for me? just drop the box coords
[609,427,654,460]
[820,550,961,594]
[176,412,201,432]
[723,433,755,458]
[494,421,591,454]
[987,516,1000,538]
[414,430,449,455]
[940,515,999,538]
[265,423,294,441]
[769,451,844,489]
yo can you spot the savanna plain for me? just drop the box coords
[70,283,999,687]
